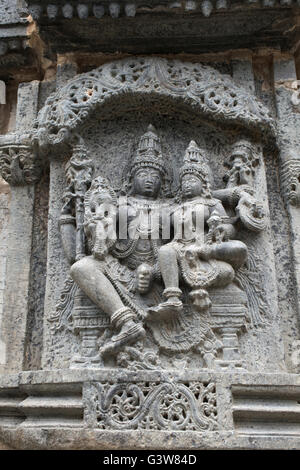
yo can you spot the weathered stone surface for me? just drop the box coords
[0,0,27,26]
[35,57,276,152]
[0,0,300,452]
[24,2,300,56]
[0,370,300,449]
[0,177,10,375]
[33,59,282,376]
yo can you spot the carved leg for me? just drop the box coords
[211,241,248,270]
[147,245,183,321]
[159,244,180,293]
[70,256,145,355]
[70,256,124,315]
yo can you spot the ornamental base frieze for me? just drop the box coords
[0,370,300,450]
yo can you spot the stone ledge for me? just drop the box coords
[0,428,300,450]
[0,369,299,388]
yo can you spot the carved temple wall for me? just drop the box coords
[0,0,300,450]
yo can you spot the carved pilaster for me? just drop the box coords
[71,289,110,369]
[210,285,248,371]
[0,81,42,373]
[274,56,300,340]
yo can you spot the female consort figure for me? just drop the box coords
[148,141,248,319]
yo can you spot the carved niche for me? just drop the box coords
[36,57,279,374]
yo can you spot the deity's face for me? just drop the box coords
[232,153,252,185]
[132,167,161,199]
[90,193,116,220]
[181,174,203,199]
[232,155,244,169]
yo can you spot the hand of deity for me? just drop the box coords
[185,246,200,267]
[212,224,230,242]
[92,242,108,260]
[136,263,153,294]
[236,193,266,232]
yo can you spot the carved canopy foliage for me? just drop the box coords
[35,57,276,151]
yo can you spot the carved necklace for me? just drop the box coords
[178,251,219,288]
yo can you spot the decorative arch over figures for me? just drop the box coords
[27,57,284,374]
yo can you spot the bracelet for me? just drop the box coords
[59,215,76,226]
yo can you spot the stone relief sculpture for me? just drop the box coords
[1,51,298,444]
[149,140,248,318]
[84,380,219,431]
[56,124,267,371]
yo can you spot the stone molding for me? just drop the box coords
[0,38,27,57]
[26,0,299,21]
[0,370,300,449]
[0,1,28,26]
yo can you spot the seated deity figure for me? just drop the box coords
[148,140,248,319]
[113,124,170,279]
[69,125,171,355]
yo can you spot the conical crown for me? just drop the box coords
[130,125,166,176]
[228,138,259,169]
[231,139,253,159]
[180,140,209,181]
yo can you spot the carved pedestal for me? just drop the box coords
[210,284,247,370]
[71,289,110,368]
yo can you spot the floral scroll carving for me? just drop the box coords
[84,380,218,431]
[35,57,276,150]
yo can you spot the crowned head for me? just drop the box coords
[229,138,259,170]
[125,125,169,199]
[130,124,166,177]
[180,140,211,199]
[84,175,117,220]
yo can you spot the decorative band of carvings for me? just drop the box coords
[83,380,219,431]
[27,0,298,21]
[35,57,275,151]
[280,159,300,207]
[73,309,110,330]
